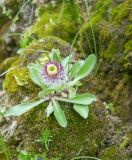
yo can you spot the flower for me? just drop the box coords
[41,61,67,87]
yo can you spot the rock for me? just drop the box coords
[80,0,132,122]
[22,0,80,44]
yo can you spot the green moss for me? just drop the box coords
[24,0,80,43]
[95,0,111,16]
[3,37,68,94]
[124,40,132,54]
[79,0,111,55]
[0,56,19,73]
[125,24,132,38]
[8,101,108,159]
[101,41,117,60]
[99,146,127,160]
[110,0,131,25]
[3,65,39,96]
[2,34,108,159]
[79,0,131,127]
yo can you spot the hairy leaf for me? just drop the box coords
[69,60,84,79]
[38,89,54,98]
[70,54,96,85]
[5,99,46,117]
[50,49,61,62]
[46,101,54,117]
[52,99,67,128]
[55,93,96,105]
[27,63,46,89]
[73,104,89,119]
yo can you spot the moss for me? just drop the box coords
[79,0,131,135]
[79,0,111,55]
[99,146,127,160]
[124,40,132,54]
[118,40,132,70]
[3,66,35,93]
[95,0,111,16]
[125,24,132,38]
[101,41,117,60]
[24,0,80,43]
[2,35,109,159]
[110,0,131,25]
[0,56,19,73]
[8,101,108,159]
[3,37,69,95]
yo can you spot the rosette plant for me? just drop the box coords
[5,49,97,127]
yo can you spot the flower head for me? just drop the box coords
[41,61,67,87]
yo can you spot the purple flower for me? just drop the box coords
[41,61,67,87]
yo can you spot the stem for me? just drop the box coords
[0,68,14,77]
[7,0,31,35]
[83,0,97,55]
[71,156,101,160]
[58,0,65,23]
[4,33,22,38]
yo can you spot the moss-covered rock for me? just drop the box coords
[99,146,127,160]
[1,0,132,159]
[23,0,80,44]
[79,0,132,121]
[3,37,69,97]
[2,36,109,159]
[79,1,132,158]
[7,100,108,159]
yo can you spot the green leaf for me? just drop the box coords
[49,49,61,62]
[77,54,96,78]
[55,93,96,105]
[70,54,96,85]
[73,104,89,119]
[69,60,84,79]
[61,55,73,74]
[4,99,46,117]
[52,99,67,128]
[69,88,77,98]
[46,101,54,117]
[27,63,46,89]
[38,89,54,98]
[61,55,72,67]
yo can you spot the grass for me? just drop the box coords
[71,156,101,160]
[83,0,97,55]
[0,134,10,160]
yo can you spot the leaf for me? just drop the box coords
[4,99,46,117]
[69,60,85,79]
[38,89,54,98]
[77,54,96,78]
[27,63,46,89]
[73,104,89,119]
[70,54,96,85]
[55,93,96,105]
[62,55,72,67]
[49,49,61,62]
[61,55,73,74]
[68,88,77,98]
[46,101,54,117]
[52,99,67,128]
